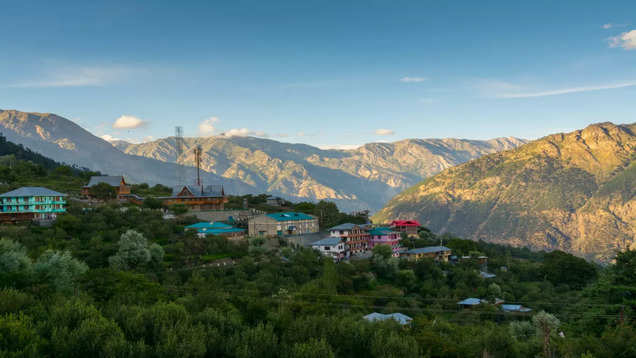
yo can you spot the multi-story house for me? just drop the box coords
[403,246,451,262]
[159,185,227,211]
[311,237,346,262]
[368,227,401,257]
[82,176,131,200]
[0,187,67,223]
[248,212,319,237]
[390,220,420,238]
[328,223,371,256]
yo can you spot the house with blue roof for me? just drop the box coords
[0,187,67,223]
[248,212,318,237]
[185,221,245,239]
[311,237,346,261]
[403,246,452,262]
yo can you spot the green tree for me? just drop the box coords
[0,239,32,289]
[88,182,117,200]
[286,338,335,358]
[109,230,163,270]
[542,251,597,289]
[533,311,560,358]
[33,250,88,294]
[0,313,42,357]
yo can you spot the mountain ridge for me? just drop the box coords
[0,109,526,211]
[373,121,636,261]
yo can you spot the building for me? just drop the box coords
[266,196,285,207]
[501,304,532,313]
[311,237,346,261]
[403,246,452,262]
[159,185,227,211]
[82,176,131,200]
[185,221,245,239]
[368,227,401,257]
[328,223,371,256]
[457,298,486,308]
[0,187,66,223]
[363,312,413,326]
[390,220,420,238]
[248,212,318,237]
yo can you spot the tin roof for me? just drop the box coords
[0,187,67,197]
[407,246,451,254]
[311,237,342,246]
[458,298,483,305]
[390,220,421,227]
[266,212,315,222]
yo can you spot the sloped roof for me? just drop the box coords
[391,220,421,227]
[501,304,532,312]
[198,228,245,235]
[369,227,395,236]
[311,237,342,246]
[266,212,315,222]
[363,312,413,325]
[458,298,483,305]
[0,187,67,197]
[86,176,124,187]
[480,271,497,279]
[407,246,451,254]
[174,185,223,197]
[185,221,233,230]
[328,223,370,231]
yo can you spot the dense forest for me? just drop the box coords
[0,141,634,357]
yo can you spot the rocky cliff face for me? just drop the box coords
[373,122,636,262]
[0,109,524,211]
[114,135,525,211]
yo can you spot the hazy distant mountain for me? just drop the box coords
[373,122,636,262]
[0,109,525,211]
[0,109,252,194]
[114,135,525,211]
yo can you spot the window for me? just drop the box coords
[324,246,330,250]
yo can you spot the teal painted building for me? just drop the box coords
[0,187,67,223]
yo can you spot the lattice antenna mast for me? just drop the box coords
[175,126,184,185]
[194,144,202,186]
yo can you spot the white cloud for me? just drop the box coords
[375,128,395,136]
[100,134,120,142]
[222,128,269,138]
[198,117,219,136]
[400,76,427,83]
[113,115,148,129]
[496,81,636,98]
[602,23,613,29]
[11,65,134,88]
[609,29,636,50]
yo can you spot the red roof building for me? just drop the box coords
[390,220,421,238]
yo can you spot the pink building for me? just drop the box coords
[368,227,401,257]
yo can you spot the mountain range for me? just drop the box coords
[0,109,525,211]
[373,122,636,262]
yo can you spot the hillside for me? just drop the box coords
[0,110,254,195]
[374,122,636,262]
[114,135,524,211]
[0,109,524,211]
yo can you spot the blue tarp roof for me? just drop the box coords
[0,187,67,197]
[267,212,315,222]
[407,246,451,254]
[501,304,532,312]
[480,271,497,278]
[311,237,342,246]
[458,298,483,305]
[369,227,395,235]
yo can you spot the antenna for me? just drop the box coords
[194,144,202,186]
[175,126,184,185]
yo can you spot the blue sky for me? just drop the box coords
[1,0,635,148]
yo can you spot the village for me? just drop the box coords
[0,173,532,321]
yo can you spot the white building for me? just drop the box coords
[311,237,346,261]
